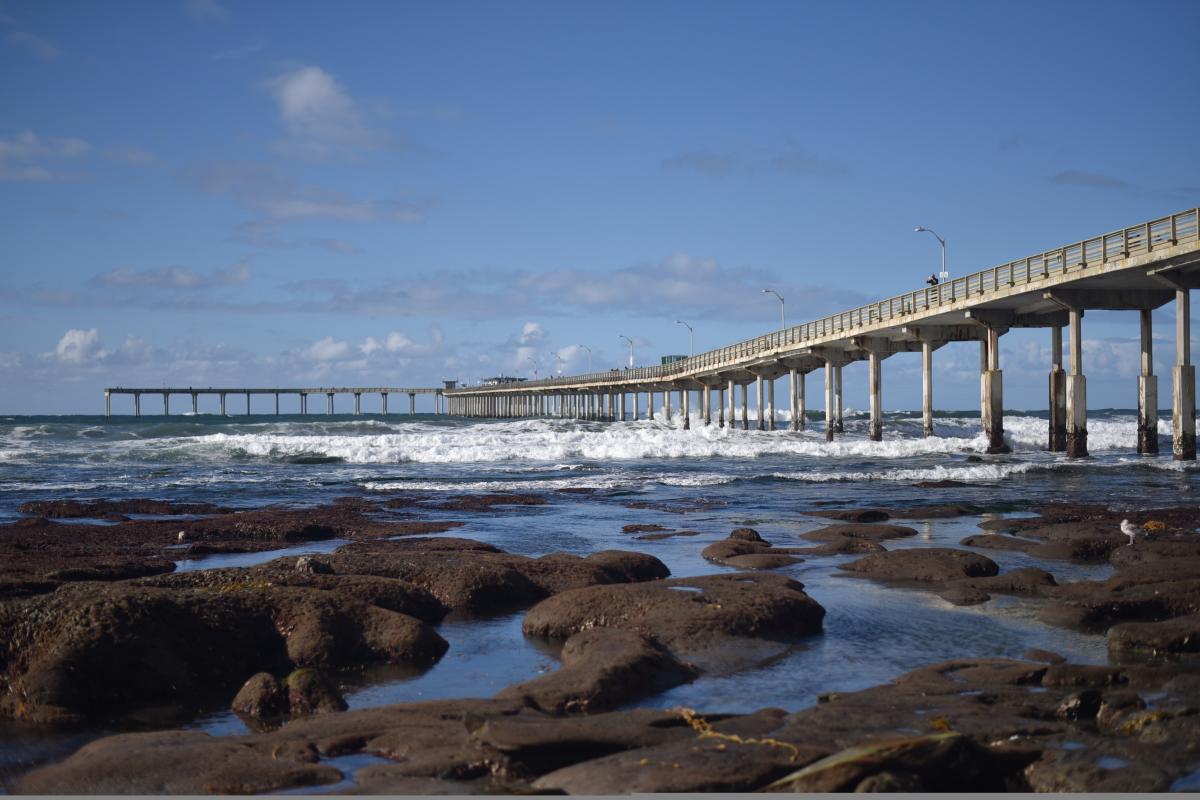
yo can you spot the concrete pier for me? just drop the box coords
[682,387,691,429]
[867,351,882,442]
[921,340,934,437]
[980,325,1009,454]
[790,368,803,431]
[1138,309,1158,454]
[1066,309,1088,458]
[755,375,765,431]
[1174,287,1196,460]
[767,377,776,431]
[833,365,844,434]
[1049,326,1067,452]
[824,360,834,442]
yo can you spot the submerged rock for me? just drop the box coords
[840,548,999,583]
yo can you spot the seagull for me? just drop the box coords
[1119,519,1140,546]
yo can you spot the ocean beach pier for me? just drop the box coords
[445,207,1200,460]
[103,385,451,417]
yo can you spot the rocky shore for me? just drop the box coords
[3,494,1200,792]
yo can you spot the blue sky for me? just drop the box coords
[1,0,1198,414]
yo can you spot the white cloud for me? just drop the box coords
[0,130,91,181]
[5,30,61,60]
[304,336,352,362]
[265,65,386,160]
[520,322,545,344]
[185,0,227,23]
[51,328,102,364]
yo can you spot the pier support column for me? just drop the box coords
[619,392,626,421]
[327,392,335,416]
[824,361,834,442]
[682,388,690,430]
[756,375,765,431]
[381,393,388,415]
[246,392,251,416]
[1049,326,1067,452]
[192,393,198,415]
[647,391,654,420]
[300,393,306,415]
[105,390,111,417]
[1066,310,1088,458]
[354,393,361,416]
[135,392,141,417]
[789,369,801,431]
[163,393,169,416]
[834,365,844,433]
[921,340,934,438]
[219,393,225,416]
[275,392,280,416]
[727,380,735,429]
[718,387,725,428]
[664,390,671,422]
[868,351,882,442]
[767,377,776,430]
[703,384,712,426]
[1138,308,1159,454]
[1174,288,1196,460]
[632,391,639,421]
[740,383,749,430]
[980,326,1009,454]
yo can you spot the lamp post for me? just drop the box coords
[762,289,785,329]
[554,353,567,375]
[579,344,592,373]
[619,335,634,368]
[526,356,539,379]
[674,320,693,358]
[914,226,948,282]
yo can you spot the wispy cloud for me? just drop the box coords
[661,150,739,177]
[662,144,849,179]
[0,130,91,181]
[182,161,431,231]
[1049,170,1133,190]
[185,0,227,23]
[86,260,251,290]
[211,40,265,61]
[4,30,61,60]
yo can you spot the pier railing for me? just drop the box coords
[456,207,1199,391]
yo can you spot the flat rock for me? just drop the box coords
[801,523,918,543]
[523,572,824,673]
[701,532,805,570]
[840,548,999,583]
[498,628,698,713]
[1108,613,1200,656]
[808,508,890,523]
[960,533,1040,552]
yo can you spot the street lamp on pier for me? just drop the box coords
[914,226,948,283]
[578,344,592,373]
[761,289,785,330]
[619,335,634,368]
[674,320,693,358]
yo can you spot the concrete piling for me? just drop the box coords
[921,340,934,437]
[1049,326,1067,452]
[981,326,1009,454]
[1174,288,1196,460]
[1138,309,1158,454]
[1066,310,1088,458]
[868,351,882,442]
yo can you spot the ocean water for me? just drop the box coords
[1,409,1197,789]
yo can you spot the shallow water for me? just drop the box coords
[1,409,1196,790]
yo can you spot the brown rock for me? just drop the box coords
[523,572,824,673]
[285,668,348,716]
[497,629,697,714]
[841,548,999,583]
[1108,614,1200,656]
[808,508,890,523]
[801,523,918,542]
[232,672,288,719]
